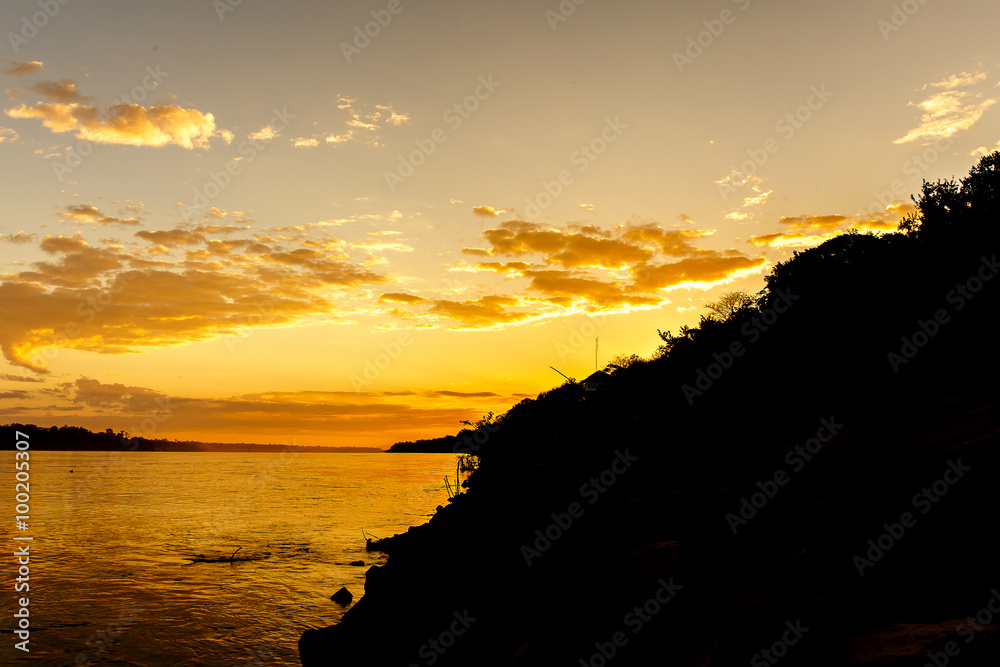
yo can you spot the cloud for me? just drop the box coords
[1,231,36,244]
[0,126,18,143]
[134,228,204,246]
[379,292,429,305]
[0,220,393,372]
[970,140,1000,157]
[473,205,500,217]
[620,224,713,257]
[427,295,535,329]
[68,376,169,412]
[378,217,766,327]
[477,221,637,269]
[0,390,30,400]
[777,214,849,233]
[59,203,140,226]
[292,96,409,148]
[747,232,839,248]
[29,79,92,103]
[896,71,997,144]
[1,373,43,383]
[2,61,44,76]
[249,125,279,142]
[747,208,910,247]
[632,254,769,291]
[925,72,989,90]
[7,100,221,149]
[524,269,660,308]
[742,190,774,207]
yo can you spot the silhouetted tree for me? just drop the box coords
[702,290,758,323]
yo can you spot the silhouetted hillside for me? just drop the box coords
[301,153,1000,666]
[386,434,459,453]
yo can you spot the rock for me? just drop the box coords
[330,587,353,605]
[349,560,365,566]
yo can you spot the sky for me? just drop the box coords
[1,0,998,447]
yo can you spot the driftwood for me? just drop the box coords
[183,547,271,563]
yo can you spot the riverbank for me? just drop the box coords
[300,330,1000,664]
[300,161,1000,664]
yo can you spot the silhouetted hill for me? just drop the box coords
[300,153,1000,666]
[386,434,459,453]
[2,424,381,452]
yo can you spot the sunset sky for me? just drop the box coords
[1,0,998,447]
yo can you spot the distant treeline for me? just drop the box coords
[2,424,383,453]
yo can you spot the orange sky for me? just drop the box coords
[1,0,998,447]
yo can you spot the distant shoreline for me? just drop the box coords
[2,424,386,453]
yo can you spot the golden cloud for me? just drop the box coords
[473,205,500,217]
[896,72,997,144]
[778,215,849,233]
[747,232,840,248]
[632,254,768,291]
[8,101,220,149]
[1,231,36,244]
[379,293,429,305]
[2,61,44,76]
[292,97,409,148]
[428,295,535,328]
[60,203,140,226]
[524,269,660,307]
[0,221,392,372]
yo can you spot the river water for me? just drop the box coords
[1,450,460,666]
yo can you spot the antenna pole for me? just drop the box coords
[595,337,599,372]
